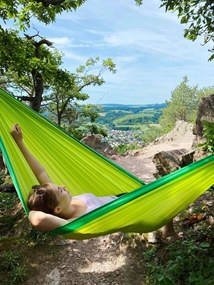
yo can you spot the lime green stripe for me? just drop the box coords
[0,87,144,186]
[51,154,214,234]
[0,138,28,214]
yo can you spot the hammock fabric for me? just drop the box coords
[0,88,214,240]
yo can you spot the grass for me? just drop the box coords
[0,251,26,284]
[114,143,140,155]
[0,189,55,284]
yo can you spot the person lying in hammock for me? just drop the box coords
[10,124,178,238]
[10,124,119,232]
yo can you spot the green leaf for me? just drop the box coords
[180,16,187,24]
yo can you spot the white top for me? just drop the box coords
[73,193,117,214]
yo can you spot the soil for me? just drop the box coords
[1,122,213,285]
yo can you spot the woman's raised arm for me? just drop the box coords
[10,124,52,185]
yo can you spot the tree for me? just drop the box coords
[43,57,116,126]
[196,86,214,100]
[0,0,86,29]
[160,77,214,131]
[0,30,64,111]
[0,1,116,114]
[160,76,198,130]
[160,0,214,61]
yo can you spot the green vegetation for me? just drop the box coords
[0,251,26,284]
[0,190,56,284]
[0,192,17,211]
[141,124,166,144]
[160,77,214,132]
[0,0,116,138]
[114,143,140,155]
[143,225,214,285]
[160,0,214,61]
[97,104,166,131]
[200,121,214,154]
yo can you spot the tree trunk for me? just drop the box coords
[31,70,44,112]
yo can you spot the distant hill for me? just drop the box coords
[96,103,166,131]
[98,103,166,110]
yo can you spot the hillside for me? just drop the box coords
[96,103,166,131]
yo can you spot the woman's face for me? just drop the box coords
[49,183,72,209]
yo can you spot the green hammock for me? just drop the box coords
[0,88,214,240]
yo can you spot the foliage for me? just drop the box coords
[0,0,86,30]
[160,76,198,130]
[141,124,166,144]
[114,109,163,126]
[199,121,214,153]
[135,0,143,5]
[159,77,214,132]
[143,226,214,285]
[26,229,54,246]
[0,169,4,184]
[0,192,17,211]
[44,57,116,128]
[97,104,166,130]
[0,250,26,284]
[114,143,140,155]
[0,0,116,122]
[160,0,214,61]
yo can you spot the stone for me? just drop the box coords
[152,149,195,178]
[194,94,214,137]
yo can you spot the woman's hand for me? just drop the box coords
[10,124,23,143]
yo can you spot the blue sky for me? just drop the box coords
[8,0,214,104]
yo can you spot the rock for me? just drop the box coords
[81,134,116,157]
[45,268,61,285]
[155,121,195,145]
[152,149,195,178]
[192,94,214,161]
[194,94,214,137]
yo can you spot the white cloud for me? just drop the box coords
[62,51,88,64]
[47,36,72,46]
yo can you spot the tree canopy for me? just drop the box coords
[0,0,86,29]
[160,0,214,61]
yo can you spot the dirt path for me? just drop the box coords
[114,127,195,183]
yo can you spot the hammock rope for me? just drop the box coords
[0,88,214,240]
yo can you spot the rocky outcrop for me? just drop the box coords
[154,120,195,145]
[193,94,214,160]
[194,94,214,137]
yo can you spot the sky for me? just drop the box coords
[7,0,214,104]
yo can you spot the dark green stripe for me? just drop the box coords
[0,138,28,214]
[51,154,214,235]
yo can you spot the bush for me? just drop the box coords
[200,121,214,153]
[114,143,139,155]
[143,226,214,285]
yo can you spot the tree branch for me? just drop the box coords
[35,0,67,7]
[15,96,34,102]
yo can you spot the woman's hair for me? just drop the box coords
[27,184,59,214]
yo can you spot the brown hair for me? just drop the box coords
[27,184,59,214]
